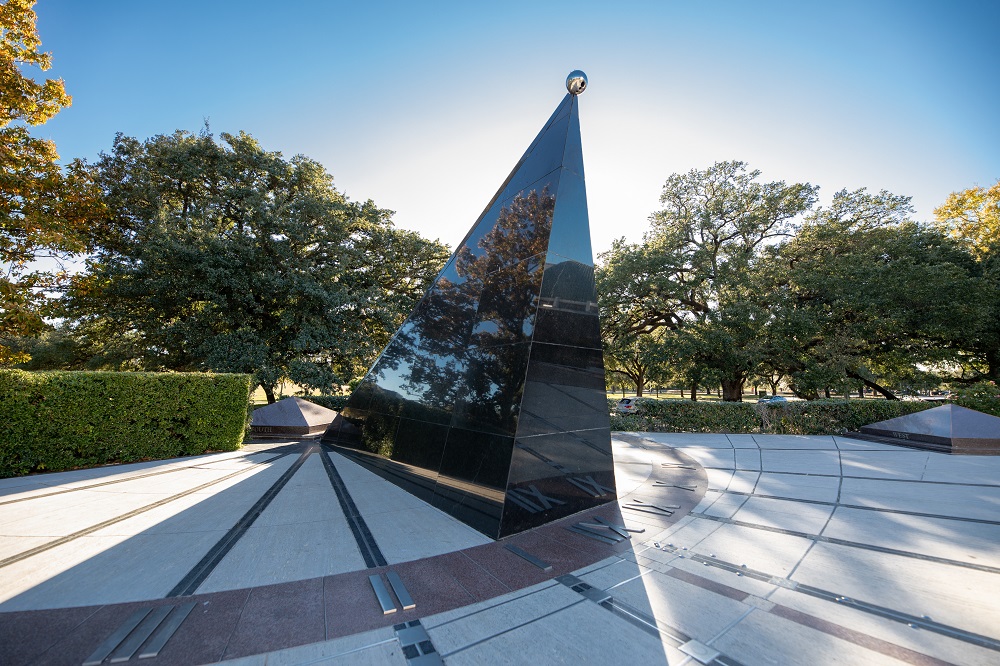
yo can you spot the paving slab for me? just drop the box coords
[791,542,1000,639]
[711,608,912,666]
[838,477,1000,521]
[326,452,491,564]
[753,471,841,502]
[2,433,998,666]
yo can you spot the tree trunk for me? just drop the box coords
[769,381,779,396]
[824,387,831,399]
[986,349,1000,383]
[635,368,646,397]
[262,384,277,404]
[690,382,698,401]
[721,378,744,402]
[846,371,898,400]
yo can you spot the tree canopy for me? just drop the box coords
[1,0,98,364]
[598,161,818,400]
[599,165,999,400]
[64,130,448,402]
[933,179,1000,259]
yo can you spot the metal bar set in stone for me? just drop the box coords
[622,498,681,516]
[369,571,416,615]
[83,602,196,665]
[567,515,645,544]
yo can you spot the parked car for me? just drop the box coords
[616,398,642,414]
[756,395,788,406]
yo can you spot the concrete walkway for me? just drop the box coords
[0,434,997,665]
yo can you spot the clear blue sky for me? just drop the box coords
[33,0,1000,255]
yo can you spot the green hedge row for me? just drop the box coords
[608,398,936,435]
[0,370,252,478]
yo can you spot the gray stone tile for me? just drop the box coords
[760,449,841,475]
[727,434,761,449]
[437,594,680,665]
[262,627,403,666]
[0,530,229,610]
[705,468,735,491]
[608,569,753,642]
[648,514,724,551]
[577,557,645,590]
[834,436,900,451]
[667,556,778,598]
[703,493,748,519]
[712,608,909,665]
[641,433,734,449]
[791,542,1000,639]
[822,507,1000,568]
[675,447,736,469]
[694,523,815,577]
[326,453,490,564]
[735,448,762,470]
[423,582,579,653]
[839,451,931,480]
[753,473,840,503]
[922,454,1000,486]
[730,496,834,534]
[838,477,1000,521]
[768,587,1000,666]
[753,435,839,450]
[728,471,761,494]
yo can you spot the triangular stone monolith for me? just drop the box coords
[859,404,1000,454]
[251,397,338,438]
[322,74,615,538]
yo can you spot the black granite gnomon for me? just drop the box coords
[322,74,615,539]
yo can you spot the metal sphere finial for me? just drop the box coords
[566,70,587,95]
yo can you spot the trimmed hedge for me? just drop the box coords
[609,398,936,435]
[0,370,252,478]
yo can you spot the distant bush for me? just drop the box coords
[951,381,1000,417]
[609,398,935,435]
[0,370,252,478]
[302,395,349,411]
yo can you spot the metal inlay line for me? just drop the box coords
[0,452,289,507]
[370,574,397,615]
[167,449,313,597]
[0,456,285,570]
[321,446,388,568]
[108,605,173,663]
[138,602,196,659]
[690,512,1000,574]
[387,571,416,611]
[653,543,1000,653]
[555,574,745,666]
[504,544,553,571]
[567,524,621,544]
[82,608,151,666]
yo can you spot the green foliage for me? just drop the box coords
[0,369,251,477]
[951,381,1000,417]
[1,1,103,365]
[598,161,818,400]
[609,398,934,435]
[301,394,349,411]
[765,189,981,398]
[63,129,448,401]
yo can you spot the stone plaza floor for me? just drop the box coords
[0,433,998,665]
